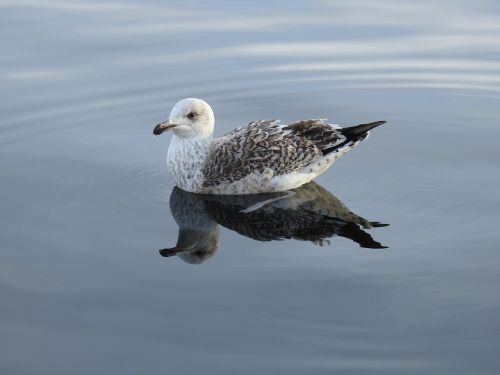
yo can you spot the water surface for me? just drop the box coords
[1,1,500,374]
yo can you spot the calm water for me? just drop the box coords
[1,1,500,374]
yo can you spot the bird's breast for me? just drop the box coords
[167,136,211,192]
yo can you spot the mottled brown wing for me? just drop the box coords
[285,119,345,153]
[202,120,322,187]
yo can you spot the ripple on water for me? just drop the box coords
[99,161,172,214]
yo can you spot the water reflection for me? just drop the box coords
[160,182,388,264]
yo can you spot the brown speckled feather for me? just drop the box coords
[202,120,328,187]
[285,119,346,153]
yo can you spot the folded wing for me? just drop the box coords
[202,120,324,187]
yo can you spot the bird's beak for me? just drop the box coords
[159,245,193,257]
[153,120,177,135]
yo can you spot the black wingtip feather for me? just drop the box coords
[341,121,386,141]
[321,120,386,155]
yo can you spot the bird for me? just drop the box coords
[153,98,385,194]
[159,181,388,264]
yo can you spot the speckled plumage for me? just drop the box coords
[203,119,326,186]
[159,182,389,264]
[155,98,385,194]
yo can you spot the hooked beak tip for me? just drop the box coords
[153,122,177,135]
[153,123,164,135]
[159,247,181,257]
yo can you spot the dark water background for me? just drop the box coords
[1,1,500,374]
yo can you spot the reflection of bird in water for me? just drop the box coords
[160,181,388,264]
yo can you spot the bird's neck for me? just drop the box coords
[167,135,212,192]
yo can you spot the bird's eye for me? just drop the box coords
[187,111,196,119]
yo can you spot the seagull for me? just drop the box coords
[153,98,385,194]
[159,182,388,264]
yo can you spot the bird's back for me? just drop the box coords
[199,118,384,194]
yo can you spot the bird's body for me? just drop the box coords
[159,182,388,263]
[154,98,385,194]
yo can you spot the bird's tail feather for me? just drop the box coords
[322,120,385,155]
[340,121,386,142]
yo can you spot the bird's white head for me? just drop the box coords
[153,98,215,139]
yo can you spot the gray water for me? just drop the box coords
[1,1,500,374]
